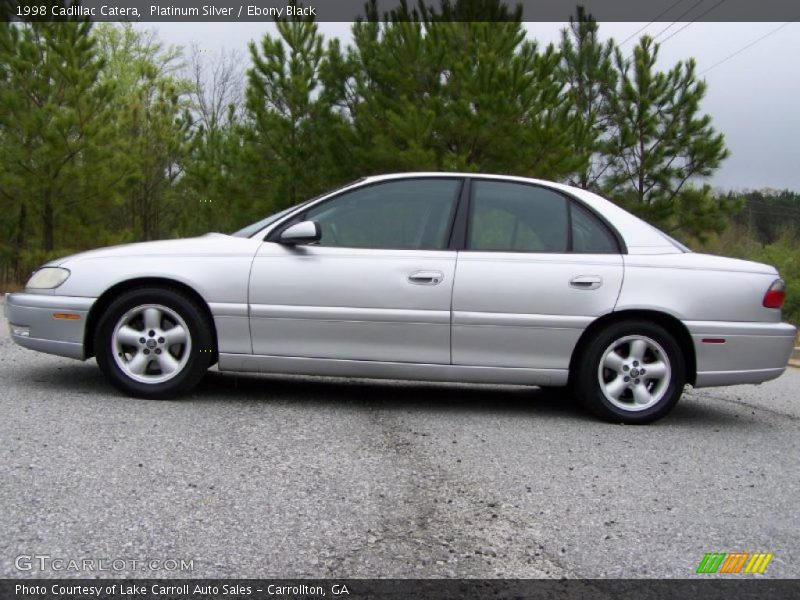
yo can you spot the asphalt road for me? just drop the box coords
[1,302,798,579]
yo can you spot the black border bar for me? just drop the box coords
[3,0,800,22]
[2,579,800,600]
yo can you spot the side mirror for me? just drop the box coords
[279,220,321,245]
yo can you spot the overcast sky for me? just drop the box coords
[141,21,800,192]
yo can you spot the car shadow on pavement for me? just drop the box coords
[201,369,587,416]
[14,363,753,428]
[196,370,748,428]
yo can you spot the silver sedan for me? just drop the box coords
[5,173,796,423]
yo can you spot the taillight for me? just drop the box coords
[763,279,786,309]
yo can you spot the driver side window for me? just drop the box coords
[303,179,461,250]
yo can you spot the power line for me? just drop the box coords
[618,0,689,46]
[649,0,709,43]
[699,20,798,75]
[657,0,728,46]
[624,0,715,61]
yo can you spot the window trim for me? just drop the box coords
[266,176,466,251]
[448,177,472,249]
[456,177,626,255]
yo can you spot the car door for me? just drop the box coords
[452,178,624,369]
[248,178,463,364]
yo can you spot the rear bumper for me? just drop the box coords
[4,292,95,360]
[686,320,797,387]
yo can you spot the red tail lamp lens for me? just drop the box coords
[763,280,786,309]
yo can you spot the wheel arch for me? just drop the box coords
[569,309,697,386]
[83,277,219,363]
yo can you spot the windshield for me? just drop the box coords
[230,203,307,238]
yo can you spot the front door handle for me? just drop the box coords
[569,275,603,290]
[408,270,444,285]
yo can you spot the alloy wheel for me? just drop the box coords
[111,304,192,384]
[597,335,672,412]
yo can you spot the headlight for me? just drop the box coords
[26,267,71,289]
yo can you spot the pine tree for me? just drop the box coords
[93,24,192,241]
[0,18,117,271]
[559,6,617,190]
[604,36,731,238]
[242,16,349,216]
[347,0,579,178]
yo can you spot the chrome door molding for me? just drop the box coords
[250,303,450,325]
[452,311,594,329]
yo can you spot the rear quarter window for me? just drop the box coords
[571,202,620,254]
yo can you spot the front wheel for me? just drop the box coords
[572,320,686,424]
[94,288,215,399]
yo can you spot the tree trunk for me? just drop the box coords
[42,191,54,253]
[13,202,27,282]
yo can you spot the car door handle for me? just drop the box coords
[569,275,603,290]
[408,271,444,285]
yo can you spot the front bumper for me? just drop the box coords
[687,320,797,387]
[4,292,95,360]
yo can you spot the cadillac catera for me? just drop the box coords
[5,173,795,423]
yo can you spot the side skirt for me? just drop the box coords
[217,353,568,387]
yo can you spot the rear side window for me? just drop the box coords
[571,202,619,253]
[468,181,568,252]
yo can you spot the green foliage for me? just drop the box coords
[347,8,578,178]
[727,189,800,245]
[621,184,743,243]
[604,36,730,238]
[0,18,118,281]
[240,17,350,218]
[558,6,617,190]
[178,116,243,235]
[93,23,192,241]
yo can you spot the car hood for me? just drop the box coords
[52,233,260,266]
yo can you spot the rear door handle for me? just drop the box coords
[408,270,444,285]
[569,275,602,290]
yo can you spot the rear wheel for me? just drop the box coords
[94,288,214,399]
[573,320,686,424]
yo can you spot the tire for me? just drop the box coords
[94,287,215,399]
[572,320,686,424]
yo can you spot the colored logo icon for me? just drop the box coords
[696,552,773,574]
